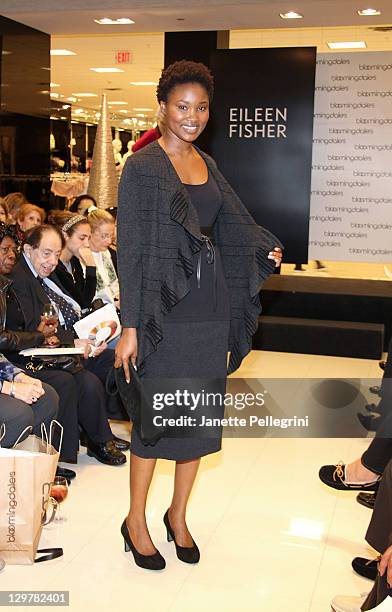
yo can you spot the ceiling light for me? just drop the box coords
[74,109,85,114]
[133,107,154,111]
[94,18,135,25]
[40,90,50,94]
[327,41,367,49]
[62,104,70,109]
[108,101,128,105]
[50,49,76,56]
[358,8,381,15]
[90,67,124,73]
[280,11,303,19]
[67,96,77,102]
[129,81,158,86]
[50,92,60,98]
[50,82,60,87]
[119,109,128,113]
[1,50,11,55]
[136,113,145,117]
[71,93,98,97]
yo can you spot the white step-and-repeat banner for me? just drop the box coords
[309,51,392,262]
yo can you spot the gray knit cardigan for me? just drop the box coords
[117,140,283,375]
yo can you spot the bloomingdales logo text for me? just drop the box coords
[228,106,288,139]
[7,471,17,543]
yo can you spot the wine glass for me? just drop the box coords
[50,476,68,522]
[42,303,59,327]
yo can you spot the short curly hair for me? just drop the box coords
[0,222,20,247]
[157,60,214,103]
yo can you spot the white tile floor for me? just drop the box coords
[2,350,388,612]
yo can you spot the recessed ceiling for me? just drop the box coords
[4,1,392,128]
[48,24,392,127]
[1,0,392,34]
[50,33,163,127]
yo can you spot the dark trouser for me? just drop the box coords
[361,458,392,611]
[370,333,392,421]
[0,383,58,447]
[30,364,113,463]
[361,336,392,472]
[362,436,392,475]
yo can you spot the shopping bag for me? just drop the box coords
[0,421,62,564]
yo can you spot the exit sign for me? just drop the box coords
[115,50,132,64]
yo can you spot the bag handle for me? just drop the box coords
[41,423,49,447]
[11,425,33,448]
[35,548,63,563]
[49,420,63,454]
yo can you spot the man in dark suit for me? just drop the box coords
[5,223,128,466]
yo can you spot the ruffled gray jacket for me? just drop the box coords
[117,140,283,375]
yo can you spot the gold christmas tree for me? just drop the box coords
[87,93,118,209]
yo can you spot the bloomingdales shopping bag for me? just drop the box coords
[0,421,62,565]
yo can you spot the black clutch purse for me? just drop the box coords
[25,354,83,374]
[106,361,165,446]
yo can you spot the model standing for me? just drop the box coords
[115,60,282,570]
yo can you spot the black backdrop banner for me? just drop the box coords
[209,47,316,263]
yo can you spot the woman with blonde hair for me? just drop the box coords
[17,203,45,235]
[87,209,119,305]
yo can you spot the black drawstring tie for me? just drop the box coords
[197,228,217,311]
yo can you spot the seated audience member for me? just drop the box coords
[331,459,392,611]
[4,224,129,465]
[0,352,58,447]
[88,209,119,305]
[16,203,45,240]
[0,223,20,275]
[106,206,118,248]
[48,211,97,311]
[3,192,27,224]
[69,194,97,216]
[356,334,392,431]
[0,199,9,224]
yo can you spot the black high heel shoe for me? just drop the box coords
[163,510,200,564]
[120,519,165,570]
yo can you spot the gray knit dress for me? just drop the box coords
[130,172,230,460]
[117,141,282,461]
